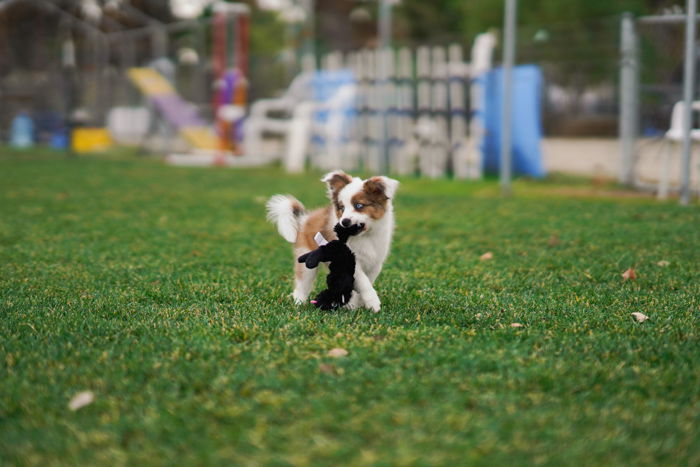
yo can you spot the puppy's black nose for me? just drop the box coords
[341,218,351,227]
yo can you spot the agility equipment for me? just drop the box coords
[127,67,219,151]
[212,2,250,154]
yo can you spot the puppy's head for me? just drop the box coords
[321,170,399,234]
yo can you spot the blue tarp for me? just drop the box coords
[480,65,545,177]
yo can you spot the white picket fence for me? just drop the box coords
[241,33,496,177]
[306,33,496,178]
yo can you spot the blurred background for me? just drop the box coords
[0,0,697,198]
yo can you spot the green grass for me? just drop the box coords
[1,147,699,466]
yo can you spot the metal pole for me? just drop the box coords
[681,0,697,205]
[378,0,393,173]
[93,32,103,124]
[500,0,517,196]
[300,0,315,60]
[195,20,207,106]
[379,0,392,49]
[619,13,638,186]
[101,35,111,125]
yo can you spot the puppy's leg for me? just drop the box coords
[365,264,383,284]
[352,267,381,312]
[293,252,317,304]
[346,291,361,310]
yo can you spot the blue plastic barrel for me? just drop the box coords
[10,113,35,148]
[480,65,545,177]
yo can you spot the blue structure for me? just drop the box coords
[10,112,35,148]
[480,65,545,177]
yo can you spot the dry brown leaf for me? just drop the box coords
[327,348,348,358]
[547,234,561,247]
[68,391,94,411]
[510,323,524,328]
[657,260,670,267]
[319,363,335,374]
[631,312,649,323]
[480,252,494,261]
[622,268,636,281]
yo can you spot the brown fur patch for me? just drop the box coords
[295,206,337,252]
[290,199,305,217]
[351,178,389,220]
[294,260,304,279]
[325,171,352,213]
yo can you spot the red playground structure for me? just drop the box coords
[212,2,250,155]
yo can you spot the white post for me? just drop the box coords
[465,32,497,180]
[500,0,517,196]
[681,0,697,205]
[378,0,394,173]
[619,13,638,186]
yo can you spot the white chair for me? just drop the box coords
[286,83,358,172]
[658,101,700,199]
[242,72,314,159]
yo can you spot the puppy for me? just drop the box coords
[266,170,399,312]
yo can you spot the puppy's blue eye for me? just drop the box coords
[354,203,364,210]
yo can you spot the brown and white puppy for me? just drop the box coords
[266,170,398,312]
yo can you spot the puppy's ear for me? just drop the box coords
[364,176,400,200]
[321,170,352,201]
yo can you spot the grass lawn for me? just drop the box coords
[1,147,699,466]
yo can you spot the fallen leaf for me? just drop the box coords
[657,260,670,267]
[319,363,335,374]
[547,234,561,247]
[68,391,94,411]
[191,250,202,257]
[631,312,649,323]
[327,348,348,358]
[480,252,493,261]
[622,268,636,281]
[510,323,524,328]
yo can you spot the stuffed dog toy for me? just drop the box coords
[297,223,363,310]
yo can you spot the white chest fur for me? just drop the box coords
[346,211,394,282]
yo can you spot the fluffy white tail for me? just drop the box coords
[266,195,305,243]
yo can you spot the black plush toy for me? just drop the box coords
[297,223,363,310]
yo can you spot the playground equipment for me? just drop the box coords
[127,67,218,151]
[212,2,250,154]
[166,2,273,166]
[619,12,700,202]
[657,101,700,199]
[122,2,262,166]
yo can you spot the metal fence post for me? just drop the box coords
[500,0,517,196]
[680,0,697,205]
[378,0,393,174]
[619,12,638,186]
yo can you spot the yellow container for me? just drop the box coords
[72,128,112,153]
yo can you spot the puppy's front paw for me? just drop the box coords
[364,295,381,313]
[346,292,361,310]
[292,291,308,305]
